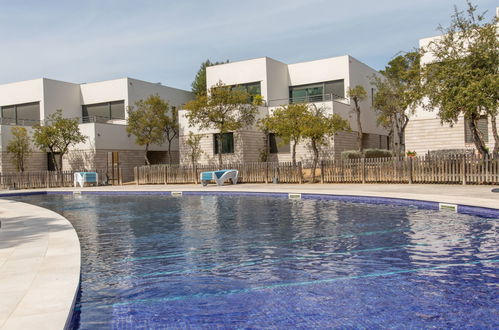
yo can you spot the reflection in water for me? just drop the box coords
[8,194,498,329]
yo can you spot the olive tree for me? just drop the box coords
[185,81,258,166]
[347,86,367,152]
[6,126,32,172]
[33,110,87,172]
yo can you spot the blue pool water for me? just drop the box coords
[10,194,498,329]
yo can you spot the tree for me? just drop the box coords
[372,51,422,156]
[347,86,367,151]
[185,132,203,167]
[33,110,87,172]
[127,95,174,165]
[302,106,350,182]
[184,81,258,166]
[420,2,499,158]
[259,103,309,166]
[191,59,229,96]
[164,106,179,165]
[6,126,32,172]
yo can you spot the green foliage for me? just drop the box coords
[127,95,174,165]
[191,59,229,96]
[364,148,393,158]
[164,106,179,165]
[347,85,368,151]
[372,51,421,157]
[185,81,257,166]
[6,126,32,172]
[302,106,350,182]
[259,103,309,165]
[33,110,87,172]
[341,150,363,160]
[420,1,499,158]
[341,149,392,159]
[185,132,204,166]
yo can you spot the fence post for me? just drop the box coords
[194,165,198,184]
[119,168,123,186]
[298,162,303,184]
[361,158,366,184]
[46,171,50,188]
[135,167,139,185]
[408,157,413,184]
[461,156,466,185]
[320,160,324,184]
[265,162,269,184]
[164,166,168,185]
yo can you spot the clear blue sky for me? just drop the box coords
[0,0,497,90]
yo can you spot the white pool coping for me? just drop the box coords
[0,199,80,330]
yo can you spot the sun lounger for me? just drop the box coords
[74,172,99,187]
[200,169,238,186]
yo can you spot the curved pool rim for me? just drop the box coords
[0,198,81,330]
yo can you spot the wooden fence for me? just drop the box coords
[0,169,107,190]
[135,162,303,185]
[135,155,499,185]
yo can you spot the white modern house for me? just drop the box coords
[405,9,498,156]
[179,55,389,165]
[0,77,193,180]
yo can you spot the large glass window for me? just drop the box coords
[289,79,344,103]
[214,133,234,154]
[0,102,40,125]
[82,100,125,123]
[269,133,290,154]
[230,82,261,102]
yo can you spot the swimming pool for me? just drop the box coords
[10,193,498,328]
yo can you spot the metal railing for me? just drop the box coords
[267,93,349,107]
[0,117,43,126]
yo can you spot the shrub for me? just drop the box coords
[341,150,363,159]
[364,148,392,158]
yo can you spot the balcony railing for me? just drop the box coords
[80,116,126,124]
[0,117,43,126]
[267,93,349,107]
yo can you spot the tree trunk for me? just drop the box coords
[217,134,223,168]
[355,101,363,152]
[167,140,172,165]
[392,120,400,157]
[144,144,151,165]
[469,115,489,158]
[398,115,409,156]
[311,139,319,183]
[292,140,297,166]
[490,115,499,159]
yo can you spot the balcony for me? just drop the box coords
[267,93,349,107]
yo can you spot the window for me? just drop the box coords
[82,100,125,123]
[465,117,488,143]
[0,102,40,125]
[289,79,344,103]
[214,133,234,154]
[230,82,261,103]
[269,133,290,154]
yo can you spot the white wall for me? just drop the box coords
[288,56,350,90]
[0,78,44,120]
[42,78,81,119]
[80,78,129,107]
[206,58,269,100]
[127,78,193,110]
[347,56,386,135]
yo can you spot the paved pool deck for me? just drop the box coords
[0,199,80,330]
[0,183,497,330]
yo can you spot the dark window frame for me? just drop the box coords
[82,100,125,123]
[214,132,235,154]
[0,101,40,125]
[289,79,345,103]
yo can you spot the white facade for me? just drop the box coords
[180,55,388,165]
[0,77,193,179]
